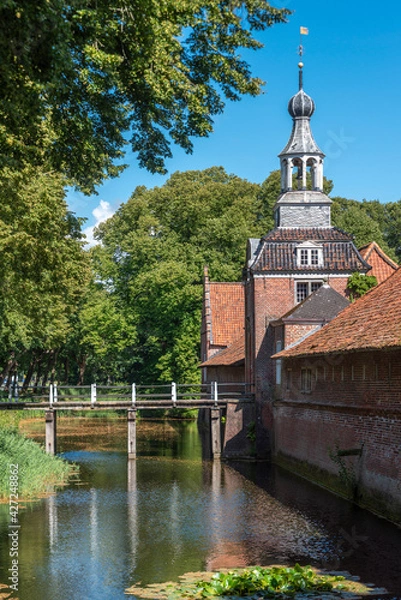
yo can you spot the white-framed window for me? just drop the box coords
[295,280,323,303]
[296,241,323,268]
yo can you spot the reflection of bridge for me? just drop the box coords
[0,382,253,460]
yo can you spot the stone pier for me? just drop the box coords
[45,410,57,455]
[127,409,137,460]
[210,408,221,459]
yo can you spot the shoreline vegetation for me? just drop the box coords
[125,564,384,599]
[0,414,76,502]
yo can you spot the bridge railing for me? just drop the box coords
[1,382,253,406]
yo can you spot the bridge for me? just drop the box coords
[1,382,253,460]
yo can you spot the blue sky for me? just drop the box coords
[67,0,401,241]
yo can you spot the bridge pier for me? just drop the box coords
[127,409,137,460]
[210,408,221,459]
[45,410,57,455]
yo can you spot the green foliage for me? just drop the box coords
[328,444,357,496]
[91,167,270,384]
[196,565,335,597]
[127,564,353,599]
[0,429,74,500]
[0,166,89,382]
[0,0,290,192]
[331,196,399,261]
[346,272,377,301]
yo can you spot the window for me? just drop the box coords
[296,242,323,268]
[300,249,308,266]
[310,249,319,265]
[301,368,312,393]
[296,280,323,303]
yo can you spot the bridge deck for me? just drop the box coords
[0,399,253,410]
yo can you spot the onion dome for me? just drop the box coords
[288,88,315,118]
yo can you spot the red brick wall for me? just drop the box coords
[325,276,350,296]
[245,272,351,458]
[274,349,401,523]
[285,323,320,347]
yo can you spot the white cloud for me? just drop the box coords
[83,200,115,247]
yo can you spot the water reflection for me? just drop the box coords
[0,418,400,600]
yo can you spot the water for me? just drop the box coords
[0,417,400,599]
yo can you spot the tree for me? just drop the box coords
[0,1,290,193]
[331,196,398,260]
[346,272,377,301]
[91,167,268,383]
[0,166,89,385]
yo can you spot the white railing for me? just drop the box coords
[1,382,253,406]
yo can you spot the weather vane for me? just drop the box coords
[298,26,309,90]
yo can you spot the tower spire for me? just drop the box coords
[298,26,308,90]
[273,32,332,229]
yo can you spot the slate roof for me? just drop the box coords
[359,241,398,284]
[274,267,401,358]
[209,282,244,346]
[200,336,245,367]
[276,284,349,323]
[250,227,369,273]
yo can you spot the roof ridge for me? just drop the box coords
[361,241,399,269]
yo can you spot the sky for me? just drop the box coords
[66,0,401,243]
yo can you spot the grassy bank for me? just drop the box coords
[0,427,75,501]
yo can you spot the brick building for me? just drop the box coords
[200,64,399,470]
[359,241,398,284]
[243,67,369,456]
[200,266,245,383]
[273,267,401,523]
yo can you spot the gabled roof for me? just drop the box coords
[201,336,244,367]
[359,241,398,284]
[274,267,401,358]
[249,227,369,273]
[275,283,349,324]
[209,282,244,346]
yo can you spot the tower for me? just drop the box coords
[274,63,331,228]
[244,61,369,458]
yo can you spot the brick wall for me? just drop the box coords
[274,349,401,523]
[246,273,351,458]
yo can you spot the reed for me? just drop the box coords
[0,428,75,500]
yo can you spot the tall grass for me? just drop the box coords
[0,429,75,500]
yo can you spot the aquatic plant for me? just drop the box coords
[0,429,75,500]
[195,564,337,597]
[126,564,358,599]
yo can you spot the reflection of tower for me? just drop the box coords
[47,494,58,550]
[127,460,138,565]
[275,62,331,228]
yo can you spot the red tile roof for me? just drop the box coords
[359,241,398,284]
[209,283,244,346]
[252,228,369,273]
[274,267,401,358]
[201,336,245,367]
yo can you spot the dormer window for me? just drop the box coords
[296,241,323,268]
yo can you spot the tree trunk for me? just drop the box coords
[77,354,87,385]
[0,352,15,388]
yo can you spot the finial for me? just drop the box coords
[298,61,304,90]
[298,27,308,90]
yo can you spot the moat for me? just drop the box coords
[0,416,400,599]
